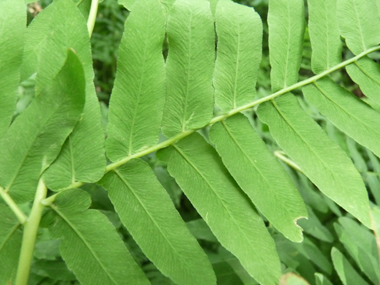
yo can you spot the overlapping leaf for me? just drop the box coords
[331,247,368,285]
[21,0,105,190]
[338,0,380,105]
[99,159,216,285]
[157,133,281,285]
[106,0,166,160]
[0,50,85,203]
[258,94,371,227]
[303,77,380,158]
[334,217,379,283]
[210,114,307,242]
[210,0,307,242]
[307,0,342,73]
[257,0,371,227]
[45,189,149,285]
[0,0,25,137]
[267,0,305,91]
[0,204,22,284]
[337,0,380,55]
[305,0,380,160]
[297,206,334,243]
[315,273,334,285]
[162,0,215,137]
[346,57,380,107]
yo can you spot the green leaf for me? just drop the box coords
[280,273,309,285]
[213,0,262,112]
[73,0,92,20]
[307,0,342,73]
[0,50,86,203]
[118,0,135,10]
[118,0,174,12]
[212,261,244,285]
[297,206,334,243]
[331,247,368,285]
[257,94,371,228]
[208,248,257,284]
[314,273,333,285]
[334,217,379,284]
[293,237,332,274]
[0,0,25,137]
[23,0,105,190]
[0,204,22,284]
[31,259,76,281]
[106,0,166,161]
[346,137,368,172]
[268,0,305,91]
[46,189,149,285]
[291,172,329,214]
[303,77,380,158]
[337,0,380,55]
[162,0,215,137]
[157,133,282,285]
[209,114,307,242]
[186,219,218,243]
[346,57,380,107]
[99,159,216,285]
[367,173,380,205]
[371,206,380,263]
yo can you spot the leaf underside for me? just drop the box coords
[46,189,149,285]
[0,50,86,203]
[22,0,106,191]
[157,133,282,285]
[0,0,24,137]
[99,159,216,285]
[0,204,22,284]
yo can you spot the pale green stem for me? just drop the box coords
[274,150,303,173]
[87,0,99,36]
[0,186,27,225]
[15,179,47,285]
[41,192,59,206]
[56,44,380,190]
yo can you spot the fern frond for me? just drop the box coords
[24,0,106,191]
[5,0,380,283]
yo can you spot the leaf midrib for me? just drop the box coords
[181,9,193,132]
[70,45,380,189]
[51,205,118,285]
[172,144,262,257]
[270,98,340,188]
[128,8,153,156]
[220,119,296,219]
[0,223,21,253]
[354,61,380,85]
[313,81,380,143]
[4,92,77,193]
[352,0,367,52]
[113,168,194,280]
